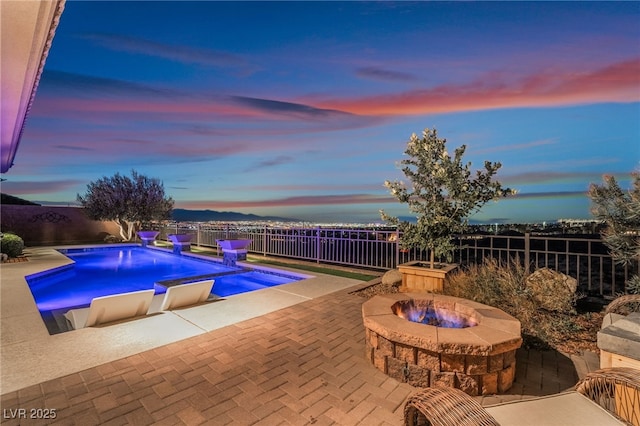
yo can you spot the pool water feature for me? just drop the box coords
[26,245,304,334]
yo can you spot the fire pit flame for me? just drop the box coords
[392,299,477,328]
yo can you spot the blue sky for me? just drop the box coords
[4,1,639,223]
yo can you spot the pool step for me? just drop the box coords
[154,268,252,288]
[41,309,74,335]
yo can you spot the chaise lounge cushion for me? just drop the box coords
[158,280,214,311]
[64,289,155,329]
[485,391,625,425]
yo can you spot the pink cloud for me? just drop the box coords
[177,194,395,209]
[2,180,84,195]
[31,94,378,136]
[33,97,257,119]
[19,130,248,165]
[216,183,384,192]
[312,58,640,116]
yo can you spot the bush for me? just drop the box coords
[443,258,597,352]
[444,257,535,323]
[1,233,24,258]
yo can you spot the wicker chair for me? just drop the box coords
[606,294,640,316]
[600,295,640,370]
[404,367,640,426]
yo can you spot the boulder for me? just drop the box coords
[526,268,578,313]
[382,269,403,287]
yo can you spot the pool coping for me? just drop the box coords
[0,245,364,395]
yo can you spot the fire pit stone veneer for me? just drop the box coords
[362,293,522,396]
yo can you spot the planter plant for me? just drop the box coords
[381,128,514,289]
[588,172,640,294]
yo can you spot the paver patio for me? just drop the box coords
[1,286,596,425]
[0,248,597,425]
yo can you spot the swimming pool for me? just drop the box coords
[26,246,303,314]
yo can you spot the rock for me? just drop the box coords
[104,234,122,243]
[382,269,403,287]
[526,268,578,313]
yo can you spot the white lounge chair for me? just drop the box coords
[64,289,155,329]
[158,280,214,311]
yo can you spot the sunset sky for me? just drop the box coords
[4,1,639,223]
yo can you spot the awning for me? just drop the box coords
[1,0,66,173]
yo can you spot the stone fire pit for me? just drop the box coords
[362,293,522,396]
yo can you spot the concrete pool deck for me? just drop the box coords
[0,246,362,395]
[1,246,599,424]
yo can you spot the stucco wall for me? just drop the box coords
[0,205,120,246]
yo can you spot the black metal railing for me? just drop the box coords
[157,223,638,297]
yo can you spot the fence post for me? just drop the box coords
[524,232,530,275]
[316,226,321,264]
[263,225,267,257]
[395,228,400,268]
[197,223,201,247]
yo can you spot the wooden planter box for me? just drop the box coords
[397,261,458,293]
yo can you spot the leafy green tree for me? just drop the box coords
[382,128,514,268]
[588,172,640,293]
[77,170,174,241]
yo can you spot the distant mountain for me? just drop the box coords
[172,209,297,222]
[0,193,40,205]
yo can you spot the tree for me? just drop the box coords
[381,128,514,268]
[588,172,640,293]
[77,170,174,241]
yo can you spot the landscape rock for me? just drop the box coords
[104,234,122,243]
[382,269,403,287]
[526,268,578,313]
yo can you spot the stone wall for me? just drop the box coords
[0,205,119,246]
[365,328,517,396]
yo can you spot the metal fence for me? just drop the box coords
[454,234,637,297]
[157,223,638,297]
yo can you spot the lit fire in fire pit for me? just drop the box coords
[392,299,477,328]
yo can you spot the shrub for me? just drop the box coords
[589,173,639,294]
[443,257,594,351]
[444,257,535,322]
[627,275,640,295]
[1,233,24,258]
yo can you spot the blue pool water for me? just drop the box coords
[26,246,301,313]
